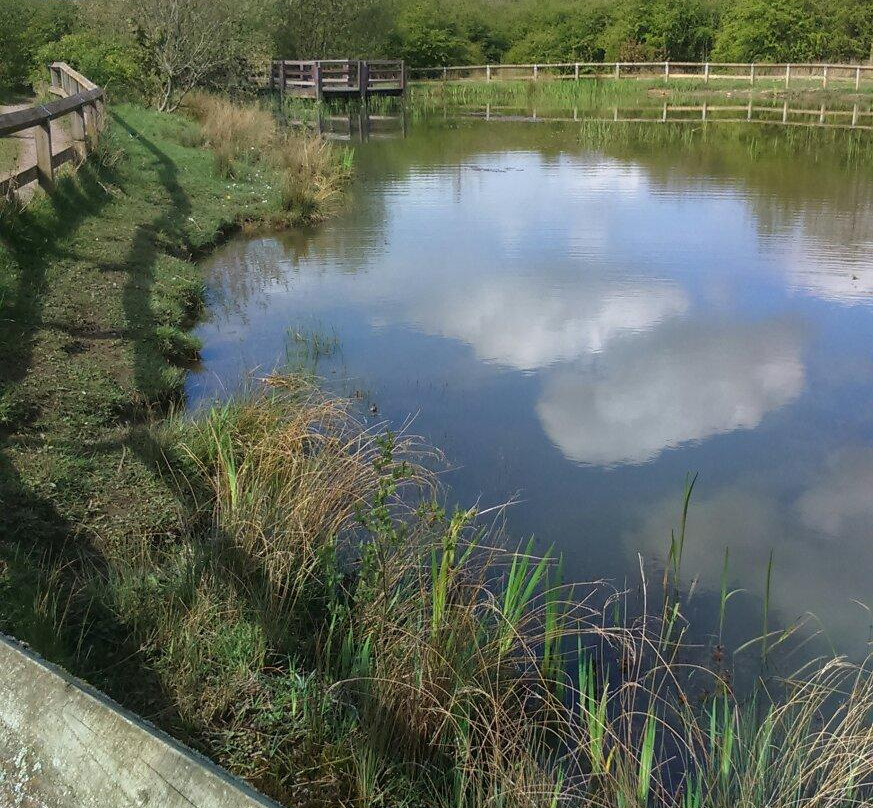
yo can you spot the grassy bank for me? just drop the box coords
[2,95,873,808]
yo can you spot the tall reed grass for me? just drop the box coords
[88,376,873,807]
[182,92,354,224]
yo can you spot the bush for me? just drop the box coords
[32,32,151,100]
[0,0,78,93]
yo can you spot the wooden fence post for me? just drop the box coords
[279,60,286,99]
[747,99,753,120]
[782,101,788,123]
[704,62,710,84]
[664,61,670,82]
[852,104,859,126]
[574,62,580,80]
[269,60,275,92]
[34,120,54,191]
[533,64,539,80]
[750,63,755,85]
[785,64,791,88]
[614,63,620,79]
[822,65,828,89]
[486,64,491,82]
[84,103,98,149]
[70,106,87,159]
[400,60,406,94]
[856,66,862,90]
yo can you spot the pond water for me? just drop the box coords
[189,111,873,658]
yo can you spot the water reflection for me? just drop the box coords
[411,277,688,371]
[626,448,873,653]
[537,320,805,466]
[192,114,873,655]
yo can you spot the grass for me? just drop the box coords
[183,92,354,224]
[408,76,873,111]
[0,97,352,736]
[0,137,22,174]
[2,92,873,808]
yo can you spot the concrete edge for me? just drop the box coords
[0,633,282,808]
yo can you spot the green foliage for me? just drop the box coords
[602,0,719,61]
[0,0,78,92]
[712,0,826,62]
[32,32,151,100]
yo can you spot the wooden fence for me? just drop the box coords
[410,61,873,90]
[0,63,105,197]
[471,100,873,130]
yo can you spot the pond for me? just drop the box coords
[188,109,873,659]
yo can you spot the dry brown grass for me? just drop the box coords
[181,92,353,220]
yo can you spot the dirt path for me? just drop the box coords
[1,100,73,200]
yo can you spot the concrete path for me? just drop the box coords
[0,101,73,201]
[0,635,280,808]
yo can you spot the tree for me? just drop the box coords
[602,0,719,61]
[0,0,78,92]
[127,0,267,111]
[272,0,395,58]
[712,0,825,62]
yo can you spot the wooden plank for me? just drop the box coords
[0,164,39,197]
[0,89,103,136]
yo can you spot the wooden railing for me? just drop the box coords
[0,62,105,196]
[410,61,873,90]
[269,59,406,99]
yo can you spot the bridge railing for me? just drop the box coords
[0,63,106,197]
[269,60,405,99]
[409,61,873,89]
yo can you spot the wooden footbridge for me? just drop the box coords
[269,60,406,100]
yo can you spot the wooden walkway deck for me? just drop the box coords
[270,60,406,100]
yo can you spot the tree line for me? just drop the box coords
[2,0,871,108]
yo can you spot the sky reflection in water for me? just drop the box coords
[189,118,873,657]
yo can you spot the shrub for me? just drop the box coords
[32,32,151,100]
[0,0,78,92]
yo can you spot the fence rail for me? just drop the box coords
[0,62,105,197]
[410,61,873,90]
[470,100,873,130]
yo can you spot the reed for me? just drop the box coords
[86,376,873,806]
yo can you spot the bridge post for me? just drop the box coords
[34,120,54,192]
[359,61,369,100]
[314,61,324,102]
